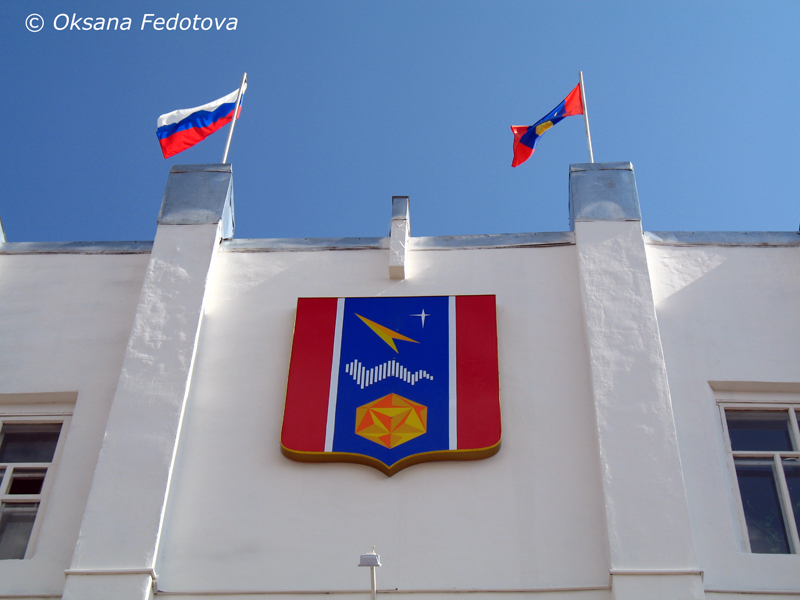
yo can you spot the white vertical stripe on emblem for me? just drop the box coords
[324,298,345,452]
[448,295,457,450]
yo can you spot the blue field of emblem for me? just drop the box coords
[332,296,451,467]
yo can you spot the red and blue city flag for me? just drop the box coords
[511,83,583,167]
[281,296,501,476]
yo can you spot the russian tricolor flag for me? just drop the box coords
[156,84,246,159]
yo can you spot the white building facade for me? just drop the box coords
[0,162,797,600]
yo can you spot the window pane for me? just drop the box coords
[0,426,61,463]
[785,460,800,540]
[0,503,37,560]
[726,411,793,452]
[8,469,46,495]
[735,459,790,553]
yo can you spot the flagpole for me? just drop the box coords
[579,71,594,163]
[221,72,247,164]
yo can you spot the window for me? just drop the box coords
[722,406,800,553]
[0,423,62,559]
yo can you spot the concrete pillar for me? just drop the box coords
[571,163,704,600]
[62,165,234,600]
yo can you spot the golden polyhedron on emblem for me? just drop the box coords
[355,393,428,449]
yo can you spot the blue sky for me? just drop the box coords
[1,0,798,242]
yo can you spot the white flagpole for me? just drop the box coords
[579,71,594,163]
[221,72,247,164]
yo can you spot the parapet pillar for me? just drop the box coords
[571,162,704,600]
[389,196,410,279]
[62,165,234,600]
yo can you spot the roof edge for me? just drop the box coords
[2,231,798,255]
[645,231,800,247]
[0,241,153,255]
[221,231,575,252]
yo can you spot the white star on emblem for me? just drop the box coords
[411,309,430,328]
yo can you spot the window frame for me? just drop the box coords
[0,414,69,560]
[718,400,800,554]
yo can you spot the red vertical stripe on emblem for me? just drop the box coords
[456,295,501,449]
[282,297,339,452]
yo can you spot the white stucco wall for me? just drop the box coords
[646,242,800,593]
[155,244,611,597]
[0,253,149,597]
[0,234,797,600]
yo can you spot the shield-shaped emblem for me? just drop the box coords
[281,295,500,476]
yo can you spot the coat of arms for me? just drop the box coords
[281,295,500,476]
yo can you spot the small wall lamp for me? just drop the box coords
[358,546,381,600]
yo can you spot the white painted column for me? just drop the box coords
[389,196,410,279]
[571,163,704,600]
[62,165,234,600]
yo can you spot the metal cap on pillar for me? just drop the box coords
[569,162,640,229]
[389,196,410,280]
[158,164,235,240]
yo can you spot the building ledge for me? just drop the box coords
[645,231,800,247]
[0,241,153,255]
[221,231,575,252]
[1,231,798,255]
